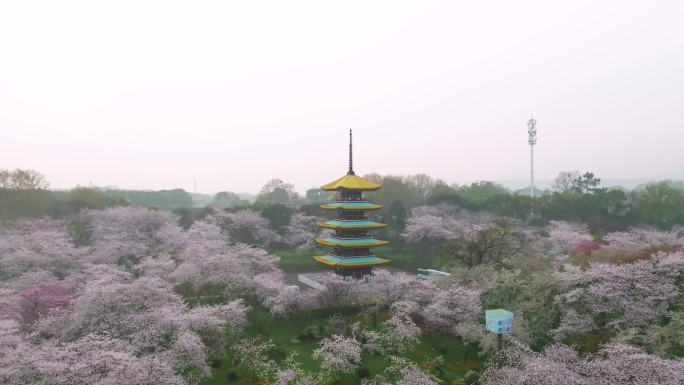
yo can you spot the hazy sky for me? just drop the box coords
[1,1,683,193]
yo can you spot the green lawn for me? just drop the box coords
[200,300,483,385]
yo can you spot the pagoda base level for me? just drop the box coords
[333,266,373,279]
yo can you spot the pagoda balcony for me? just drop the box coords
[338,190,364,201]
[328,252,376,259]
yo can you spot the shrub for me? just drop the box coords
[210,358,222,368]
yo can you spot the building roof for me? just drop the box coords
[321,174,382,191]
[318,220,386,229]
[315,237,389,248]
[320,201,382,211]
[314,255,390,267]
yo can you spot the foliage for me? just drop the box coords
[207,191,250,209]
[444,222,529,267]
[0,169,49,189]
[553,171,604,194]
[637,182,684,229]
[455,181,509,204]
[256,179,302,206]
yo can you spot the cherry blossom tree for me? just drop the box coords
[0,207,264,385]
[367,269,435,306]
[381,312,422,354]
[604,226,684,251]
[402,204,495,242]
[273,353,315,385]
[481,342,684,385]
[0,217,87,279]
[546,220,593,257]
[80,206,178,264]
[554,257,680,337]
[253,271,299,316]
[312,335,362,376]
[0,263,249,384]
[171,220,279,295]
[233,338,279,378]
[281,212,321,249]
[0,318,37,385]
[309,273,356,309]
[423,284,483,342]
[423,284,482,339]
[365,357,439,385]
[207,209,279,246]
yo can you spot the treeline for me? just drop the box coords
[2,169,684,234]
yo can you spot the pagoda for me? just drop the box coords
[313,130,390,279]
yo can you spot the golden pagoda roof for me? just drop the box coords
[321,174,382,191]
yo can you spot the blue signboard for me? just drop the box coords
[485,309,514,334]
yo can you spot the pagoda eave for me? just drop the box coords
[318,220,387,230]
[314,255,390,267]
[315,237,389,248]
[321,174,382,191]
[320,202,383,211]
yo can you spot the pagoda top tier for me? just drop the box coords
[320,129,382,191]
[321,174,381,191]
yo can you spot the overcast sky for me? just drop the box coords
[1,1,682,193]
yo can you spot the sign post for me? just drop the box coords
[485,309,514,351]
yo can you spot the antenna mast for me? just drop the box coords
[527,115,538,197]
[348,129,355,175]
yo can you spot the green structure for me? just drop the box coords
[313,130,391,278]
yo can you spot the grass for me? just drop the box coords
[200,300,483,385]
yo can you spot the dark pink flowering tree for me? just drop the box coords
[14,282,73,324]
[568,240,602,255]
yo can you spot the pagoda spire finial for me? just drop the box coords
[348,129,355,175]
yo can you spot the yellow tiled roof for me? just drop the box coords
[321,174,382,191]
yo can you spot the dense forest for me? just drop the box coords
[1,168,684,385]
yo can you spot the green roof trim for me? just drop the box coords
[314,255,390,267]
[318,220,386,229]
[320,202,383,211]
[315,237,389,248]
